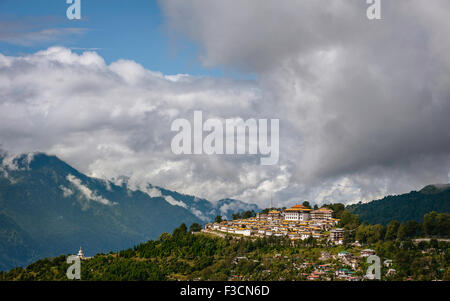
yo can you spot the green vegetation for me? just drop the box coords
[353,212,449,242]
[232,210,256,220]
[347,185,450,224]
[260,207,286,214]
[1,210,449,281]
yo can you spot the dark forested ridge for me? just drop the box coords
[347,184,450,225]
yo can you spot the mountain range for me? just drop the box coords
[0,152,258,271]
[1,151,448,271]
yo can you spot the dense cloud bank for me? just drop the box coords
[1,0,450,206]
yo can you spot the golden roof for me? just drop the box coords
[287,204,311,211]
[285,208,311,212]
[313,207,333,213]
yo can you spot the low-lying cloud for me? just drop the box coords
[66,174,115,206]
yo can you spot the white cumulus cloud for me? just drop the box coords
[2,0,450,211]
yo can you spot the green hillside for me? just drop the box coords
[347,185,450,225]
[1,222,449,281]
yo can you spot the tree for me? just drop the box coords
[385,220,400,241]
[242,210,256,219]
[339,211,361,229]
[327,203,345,218]
[173,223,187,237]
[417,241,428,250]
[443,268,450,281]
[436,213,450,237]
[404,220,421,238]
[397,223,407,241]
[371,224,386,243]
[343,231,354,245]
[424,211,438,236]
[214,215,223,223]
[313,204,319,210]
[158,232,171,241]
[189,223,203,232]
[302,201,311,209]
[429,238,438,249]
[355,225,370,243]
[232,213,242,220]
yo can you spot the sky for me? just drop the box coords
[1,0,450,207]
[0,0,251,78]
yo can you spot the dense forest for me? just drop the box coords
[347,184,450,224]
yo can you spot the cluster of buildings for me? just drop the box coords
[204,205,343,242]
[226,248,386,281]
[307,249,380,281]
[304,264,361,281]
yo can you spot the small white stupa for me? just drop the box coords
[77,246,85,259]
[74,246,92,260]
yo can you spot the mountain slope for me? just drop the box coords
[146,185,260,222]
[347,184,450,225]
[0,212,40,271]
[0,152,202,270]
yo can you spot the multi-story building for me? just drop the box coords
[283,204,311,221]
[310,207,333,222]
[267,210,281,221]
[330,228,345,244]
